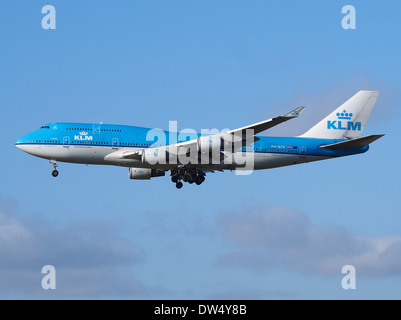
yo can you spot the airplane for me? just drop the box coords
[15,90,383,189]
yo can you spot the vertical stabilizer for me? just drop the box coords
[300,91,379,139]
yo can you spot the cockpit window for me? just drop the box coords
[40,126,50,129]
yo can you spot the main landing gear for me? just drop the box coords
[50,160,59,177]
[171,168,206,189]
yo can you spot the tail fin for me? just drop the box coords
[300,91,379,139]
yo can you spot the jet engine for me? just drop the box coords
[197,135,237,153]
[141,148,169,165]
[197,136,223,153]
[129,167,165,180]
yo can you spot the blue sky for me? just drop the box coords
[1,0,401,299]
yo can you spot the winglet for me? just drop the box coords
[283,106,306,118]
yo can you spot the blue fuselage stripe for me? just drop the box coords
[15,122,369,157]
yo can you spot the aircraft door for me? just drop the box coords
[63,136,70,148]
[300,146,306,158]
[112,138,119,149]
[93,124,101,135]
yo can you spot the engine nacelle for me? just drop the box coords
[129,167,165,180]
[141,148,169,165]
[197,136,222,153]
[197,135,236,153]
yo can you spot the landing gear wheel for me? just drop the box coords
[176,181,183,189]
[171,175,179,183]
[195,177,205,185]
[50,160,59,177]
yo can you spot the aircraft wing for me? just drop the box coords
[166,106,306,152]
[105,106,306,164]
[225,106,306,137]
[104,149,143,162]
[120,150,142,159]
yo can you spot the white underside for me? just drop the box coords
[17,144,329,170]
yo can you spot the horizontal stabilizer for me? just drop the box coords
[319,134,385,150]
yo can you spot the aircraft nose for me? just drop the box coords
[15,137,27,151]
[15,138,23,149]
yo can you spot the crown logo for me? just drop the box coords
[79,131,88,135]
[336,110,353,120]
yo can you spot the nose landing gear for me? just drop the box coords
[50,160,59,177]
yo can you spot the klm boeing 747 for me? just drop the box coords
[15,91,383,189]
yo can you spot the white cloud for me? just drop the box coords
[0,207,164,298]
[0,212,31,243]
[218,206,401,276]
[208,288,297,300]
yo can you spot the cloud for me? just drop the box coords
[0,203,164,298]
[139,209,212,237]
[218,206,401,276]
[208,288,297,300]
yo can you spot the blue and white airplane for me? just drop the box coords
[15,91,383,189]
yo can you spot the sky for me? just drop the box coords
[1,0,401,299]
